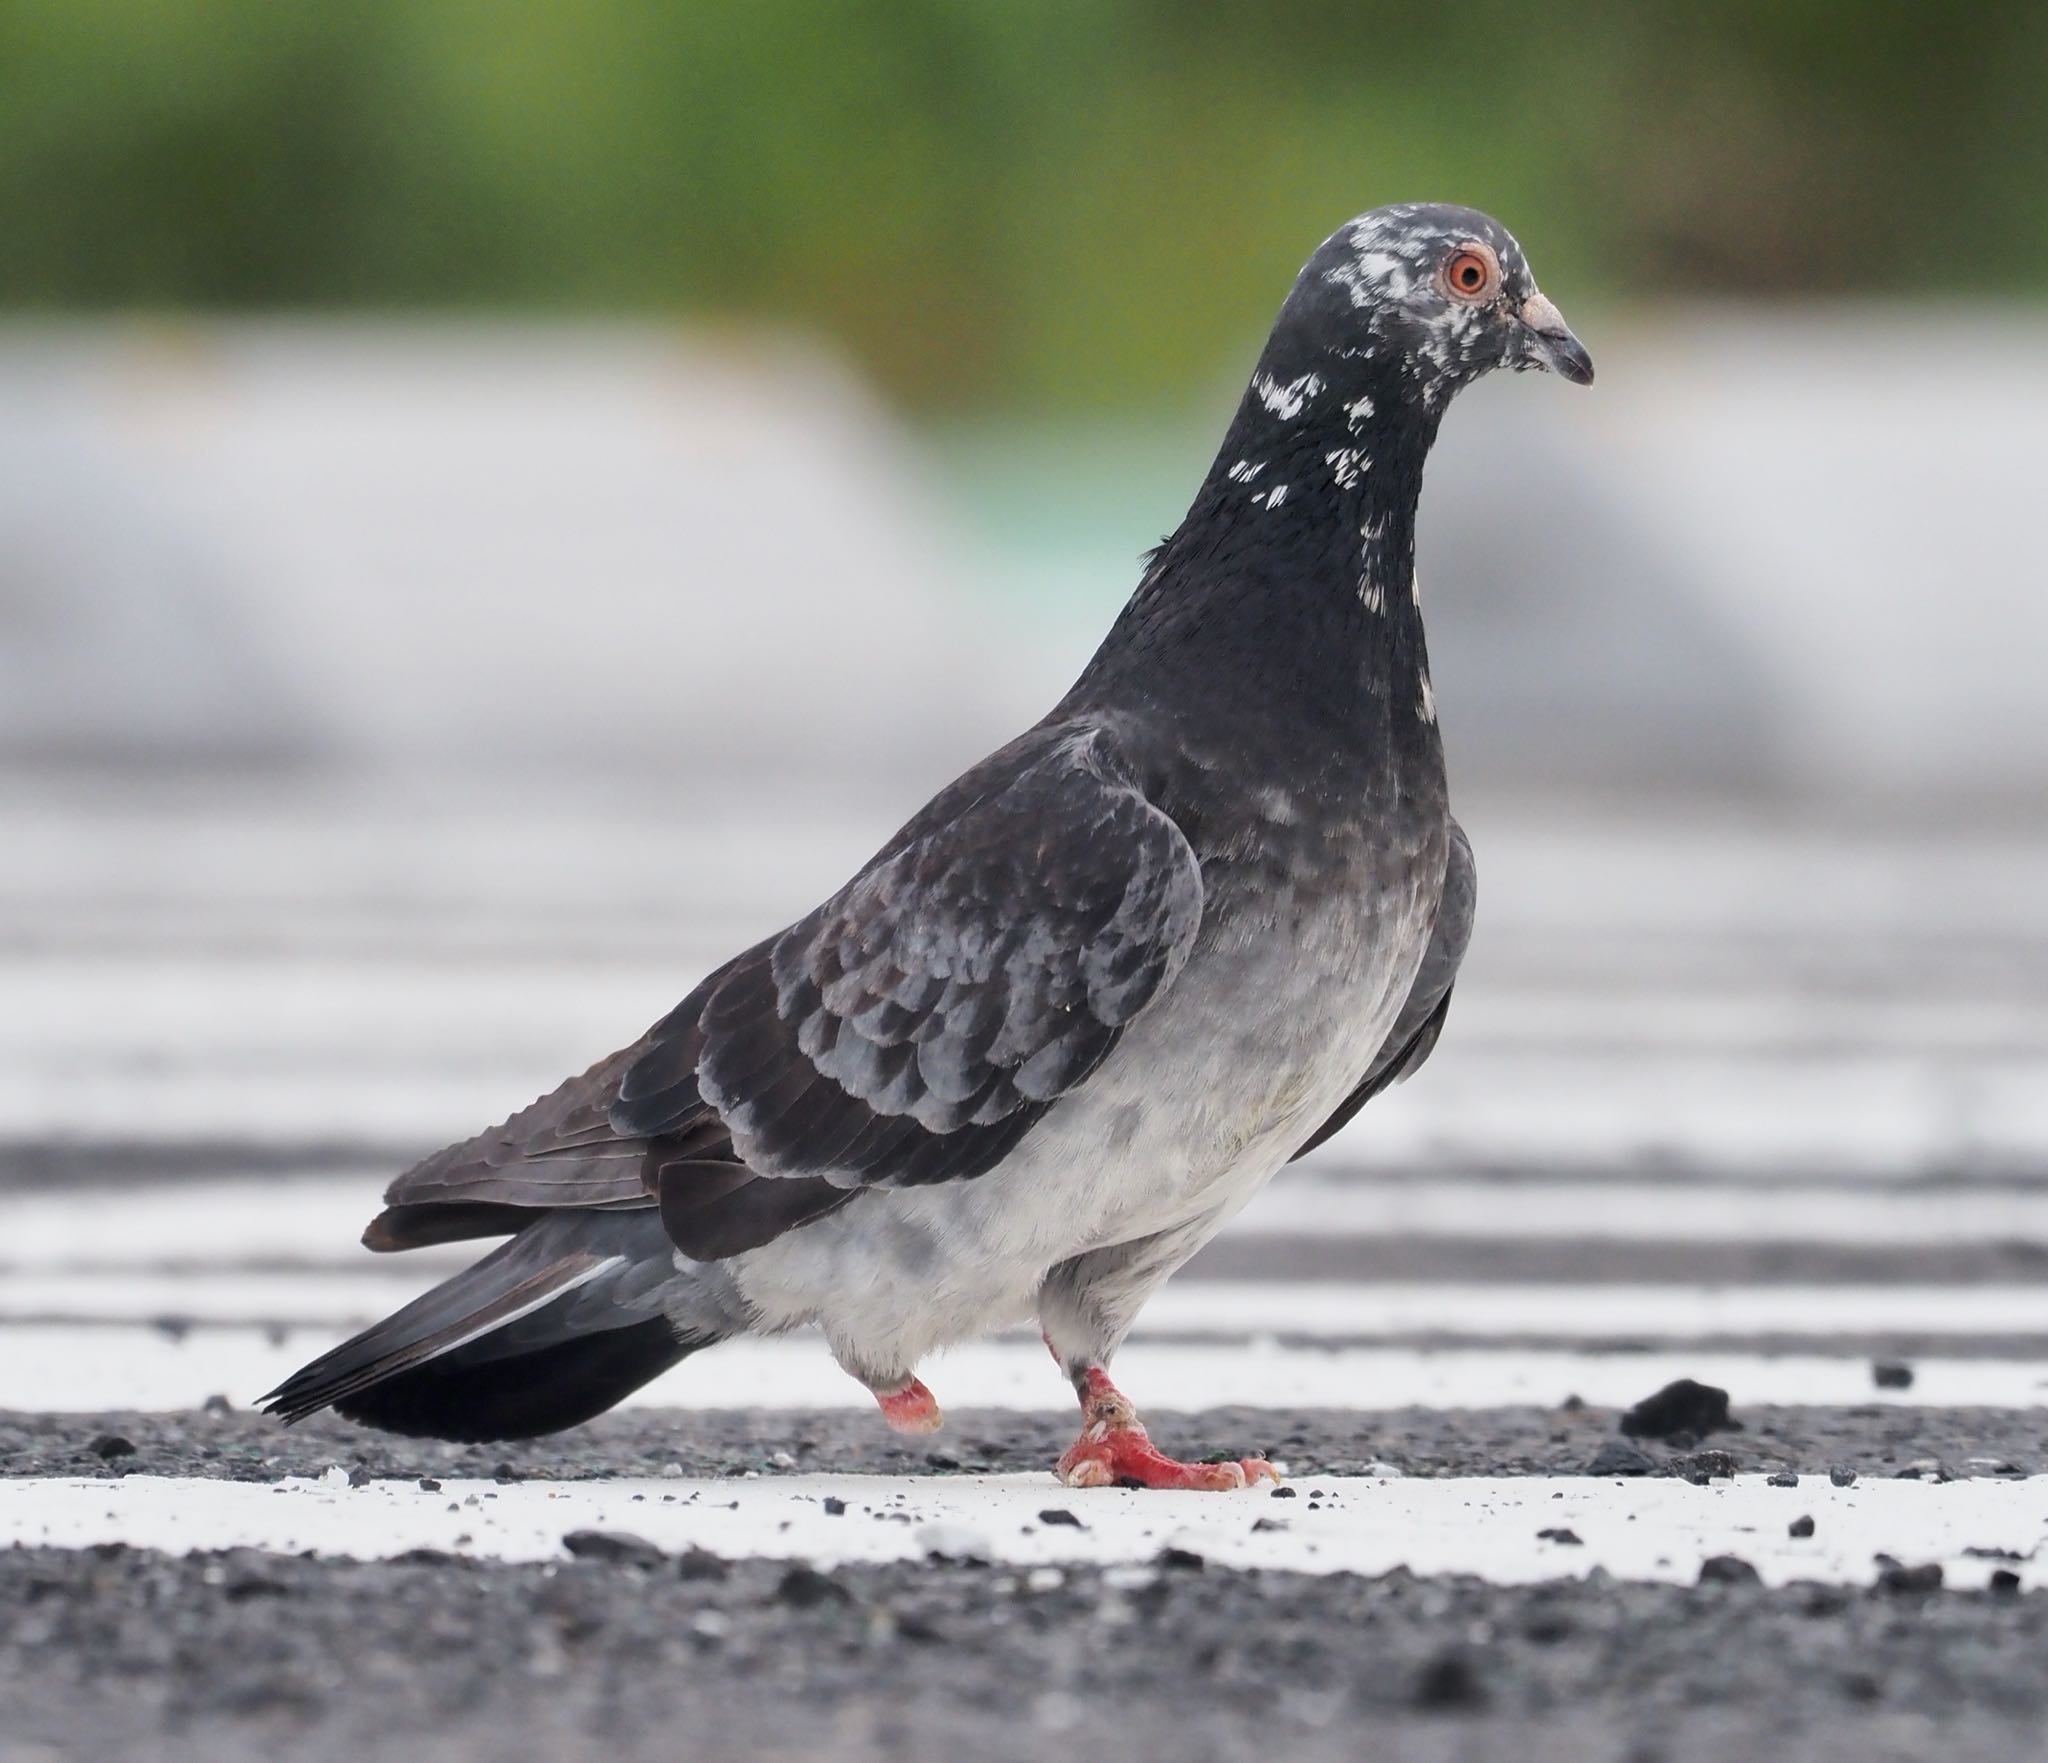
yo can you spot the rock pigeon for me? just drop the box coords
[264,203,1591,1488]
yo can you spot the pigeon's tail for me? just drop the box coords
[260,1210,719,1442]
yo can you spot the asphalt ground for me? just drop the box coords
[3,1402,2044,1485]
[6,794,2047,1761]
[3,1494,2044,1763]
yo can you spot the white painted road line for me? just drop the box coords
[7,1043,2048,1176]
[1241,1177,2048,1243]
[3,1472,2043,1590]
[5,1325,2045,1415]
[7,1051,2044,1175]
[19,1175,2048,1271]
[14,1272,2048,1340]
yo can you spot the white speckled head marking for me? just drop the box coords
[1302,202,1594,404]
[1167,201,1589,678]
[1252,372,1324,420]
[1325,449,1368,489]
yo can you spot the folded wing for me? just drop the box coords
[368,724,1205,1257]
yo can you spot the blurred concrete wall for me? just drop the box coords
[0,324,1015,788]
[0,314,2040,812]
[1424,309,2048,812]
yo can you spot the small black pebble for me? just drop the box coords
[1560,1393,1586,1412]
[1271,1486,1298,1499]
[88,1435,136,1461]
[1619,1379,1737,1442]
[1698,1555,1761,1586]
[1251,1517,1289,1533]
[1537,1528,1583,1546]
[1038,1509,1084,1529]
[417,1477,442,1493]
[561,1530,667,1568]
[1990,1568,2023,1595]
[1789,1515,1816,1538]
[1829,1466,1858,1488]
[1871,1359,1915,1390]
[1876,1561,1943,1595]
[1767,1472,1799,1488]
[1672,1449,1740,1484]
[1586,1440,1659,1477]
[924,1452,961,1470]
[777,1564,852,1607]
[677,1547,729,1582]
[822,1496,846,1516]
[492,1463,521,1484]
[1412,1649,1488,1712]
[1156,1545,1205,1571]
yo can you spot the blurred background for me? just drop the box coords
[4,2,2048,1398]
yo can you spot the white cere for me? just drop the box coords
[1253,372,1324,421]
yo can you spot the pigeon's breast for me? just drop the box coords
[724,754,1448,1374]
[1043,800,1446,1236]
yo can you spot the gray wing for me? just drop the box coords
[369,725,1204,1257]
[1289,816,1474,1162]
[610,725,1206,1189]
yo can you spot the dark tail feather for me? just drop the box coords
[260,1211,715,1442]
[330,1315,704,1441]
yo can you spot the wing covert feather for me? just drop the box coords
[615,728,1204,1188]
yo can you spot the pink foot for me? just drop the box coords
[874,1377,944,1435]
[1055,1367,1279,1491]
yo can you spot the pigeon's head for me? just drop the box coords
[1299,203,1592,403]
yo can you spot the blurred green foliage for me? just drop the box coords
[1,1,2041,409]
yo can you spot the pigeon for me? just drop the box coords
[263,203,1591,1488]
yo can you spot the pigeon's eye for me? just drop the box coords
[1442,246,1499,303]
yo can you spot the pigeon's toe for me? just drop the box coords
[1056,1427,1279,1492]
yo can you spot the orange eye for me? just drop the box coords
[1443,246,1497,302]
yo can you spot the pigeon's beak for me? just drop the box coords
[1516,292,1594,386]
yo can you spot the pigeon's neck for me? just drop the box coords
[1073,344,1443,743]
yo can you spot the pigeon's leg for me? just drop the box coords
[1053,1364,1279,1490]
[831,1335,945,1434]
[1038,1219,1278,1491]
[870,1376,944,1435]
